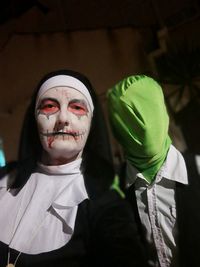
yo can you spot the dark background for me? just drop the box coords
[0,0,199,161]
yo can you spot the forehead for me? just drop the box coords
[39,86,88,101]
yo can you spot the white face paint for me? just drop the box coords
[36,86,92,165]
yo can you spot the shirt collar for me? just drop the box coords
[126,145,188,187]
[159,145,188,184]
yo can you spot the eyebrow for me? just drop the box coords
[38,97,59,107]
[69,99,88,106]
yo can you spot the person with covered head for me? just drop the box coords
[107,75,200,267]
[0,70,147,267]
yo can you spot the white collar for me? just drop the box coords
[0,158,88,210]
[157,145,188,184]
[126,145,188,187]
[37,158,82,175]
[0,158,88,254]
[36,157,88,217]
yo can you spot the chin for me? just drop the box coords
[48,147,81,160]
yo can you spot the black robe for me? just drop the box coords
[0,190,147,267]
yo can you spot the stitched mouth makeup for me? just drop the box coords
[40,130,85,139]
[40,131,84,137]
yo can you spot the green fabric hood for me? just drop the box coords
[107,75,171,183]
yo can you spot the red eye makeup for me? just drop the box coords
[38,99,59,115]
[68,100,88,116]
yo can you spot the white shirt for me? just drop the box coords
[0,158,88,254]
[126,145,188,267]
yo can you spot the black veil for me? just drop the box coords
[1,70,114,198]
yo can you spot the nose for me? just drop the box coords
[55,108,69,131]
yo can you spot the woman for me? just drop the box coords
[0,70,146,267]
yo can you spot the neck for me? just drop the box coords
[41,151,82,166]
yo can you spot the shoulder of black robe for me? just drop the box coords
[88,189,148,267]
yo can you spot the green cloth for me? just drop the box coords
[110,175,125,198]
[107,75,171,183]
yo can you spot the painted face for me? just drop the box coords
[36,86,92,164]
